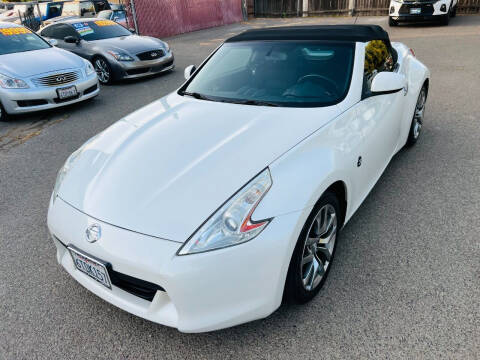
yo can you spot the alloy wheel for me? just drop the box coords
[413,88,426,140]
[301,204,337,291]
[94,58,111,84]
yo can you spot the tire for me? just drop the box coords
[389,17,398,27]
[406,85,427,147]
[284,191,341,304]
[441,11,450,25]
[93,56,113,85]
[451,5,457,17]
[0,102,9,122]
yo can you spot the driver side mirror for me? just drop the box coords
[184,65,196,80]
[129,28,136,34]
[64,35,80,44]
[371,72,406,95]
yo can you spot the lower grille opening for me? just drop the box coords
[17,99,48,107]
[108,267,165,302]
[54,94,80,104]
[126,68,150,76]
[162,60,174,69]
[83,84,98,95]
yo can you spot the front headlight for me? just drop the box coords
[52,148,82,203]
[0,73,29,89]
[178,168,273,255]
[107,50,134,61]
[393,0,403,3]
[84,60,95,76]
[163,41,170,52]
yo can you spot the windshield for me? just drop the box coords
[0,27,50,55]
[182,41,355,107]
[72,20,131,40]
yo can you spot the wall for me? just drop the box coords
[126,0,244,38]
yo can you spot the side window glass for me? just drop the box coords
[363,40,394,97]
[50,24,78,40]
[41,26,53,38]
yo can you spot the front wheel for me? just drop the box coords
[389,17,398,27]
[406,86,427,146]
[451,5,457,17]
[93,57,113,85]
[441,11,450,25]
[284,191,340,304]
[0,102,9,122]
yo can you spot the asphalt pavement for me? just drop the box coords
[0,15,479,360]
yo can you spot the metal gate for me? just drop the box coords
[254,0,301,17]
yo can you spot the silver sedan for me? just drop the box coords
[0,22,99,121]
[39,18,174,85]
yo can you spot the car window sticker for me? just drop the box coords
[72,22,94,36]
[94,20,116,27]
[0,27,31,36]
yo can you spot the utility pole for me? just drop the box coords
[348,0,356,16]
[302,0,308,17]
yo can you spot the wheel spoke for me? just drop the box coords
[316,245,332,262]
[302,253,314,266]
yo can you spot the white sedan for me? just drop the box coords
[48,25,430,332]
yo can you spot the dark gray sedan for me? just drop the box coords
[39,19,174,84]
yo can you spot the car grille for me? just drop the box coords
[137,49,165,61]
[108,268,165,301]
[399,2,435,14]
[32,71,80,87]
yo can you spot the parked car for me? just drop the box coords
[0,22,99,121]
[389,0,458,26]
[41,0,111,26]
[97,9,127,28]
[0,3,14,14]
[39,18,174,84]
[47,25,429,332]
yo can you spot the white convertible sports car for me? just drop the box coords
[48,25,430,332]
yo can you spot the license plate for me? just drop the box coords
[57,85,78,100]
[69,246,112,289]
[410,8,421,14]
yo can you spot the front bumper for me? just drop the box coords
[47,197,305,332]
[0,73,99,115]
[389,0,451,20]
[110,51,175,81]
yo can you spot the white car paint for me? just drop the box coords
[48,38,430,333]
[389,0,457,20]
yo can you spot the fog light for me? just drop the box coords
[440,4,447,11]
[390,6,395,13]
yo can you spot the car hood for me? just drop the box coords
[91,35,164,54]
[58,93,341,242]
[0,47,83,78]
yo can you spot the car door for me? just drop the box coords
[354,40,404,196]
[48,24,87,58]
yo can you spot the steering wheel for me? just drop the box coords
[296,74,340,97]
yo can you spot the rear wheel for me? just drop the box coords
[406,85,427,146]
[389,17,398,27]
[284,191,340,304]
[93,56,113,85]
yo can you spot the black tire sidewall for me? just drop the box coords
[0,101,8,122]
[284,191,341,304]
[407,86,427,146]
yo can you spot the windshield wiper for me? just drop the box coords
[221,99,279,107]
[181,91,213,101]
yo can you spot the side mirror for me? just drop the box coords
[48,38,58,46]
[184,65,196,80]
[371,72,406,94]
[129,28,136,34]
[64,35,80,44]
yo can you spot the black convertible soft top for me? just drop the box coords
[226,24,390,44]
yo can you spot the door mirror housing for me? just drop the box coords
[129,28,136,34]
[47,38,58,46]
[184,65,196,80]
[64,35,80,44]
[371,72,406,94]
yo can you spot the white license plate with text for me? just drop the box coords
[410,8,421,14]
[57,85,78,100]
[69,247,112,289]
